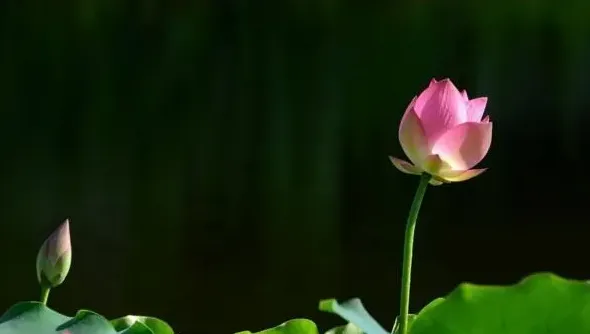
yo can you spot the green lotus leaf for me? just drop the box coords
[116,321,154,334]
[236,318,319,334]
[112,315,174,334]
[0,301,71,334]
[0,301,172,334]
[325,322,364,334]
[56,309,116,334]
[409,272,590,334]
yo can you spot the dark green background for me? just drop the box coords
[1,1,589,333]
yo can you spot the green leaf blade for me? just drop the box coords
[325,322,364,334]
[0,301,71,334]
[410,272,590,334]
[56,310,117,334]
[112,316,173,334]
[237,318,319,334]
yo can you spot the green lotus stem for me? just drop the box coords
[396,172,431,334]
[40,285,51,306]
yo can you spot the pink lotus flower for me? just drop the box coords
[390,78,492,185]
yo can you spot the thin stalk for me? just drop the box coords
[395,172,431,334]
[40,285,51,306]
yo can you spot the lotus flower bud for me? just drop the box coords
[36,219,72,288]
[390,78,493,185]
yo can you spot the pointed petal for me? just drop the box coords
[466,97,488,122]
[398,98,429,165]
[414,79,468,144]
[439,168,487,182]
[429,178,444,186]
[461,90,468,101]
[482,115,490,123]
[432,122,493,170]
[429,78,438,87]
[389,157,422,175]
